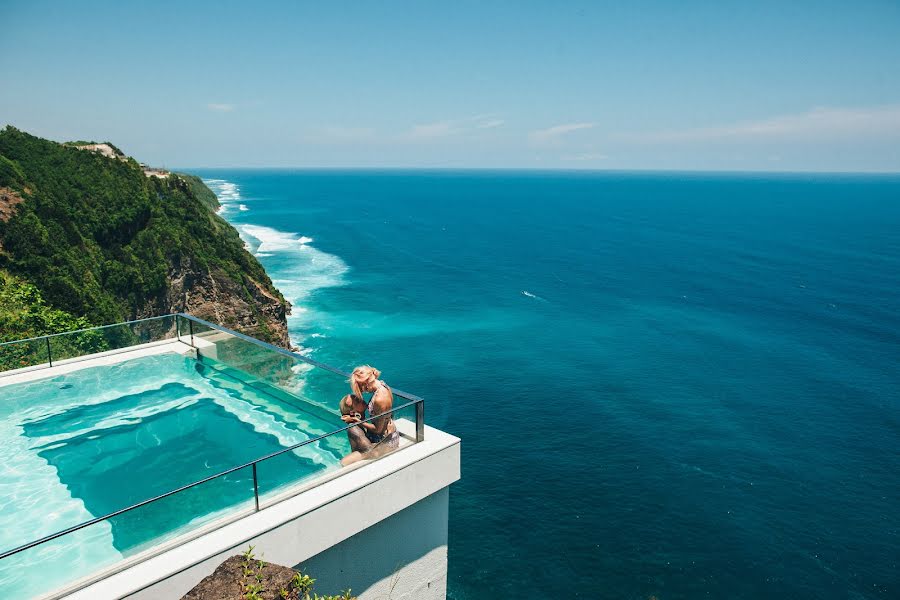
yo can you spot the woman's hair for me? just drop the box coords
[350,365,381,400]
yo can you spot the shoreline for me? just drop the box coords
[199,176,349,354]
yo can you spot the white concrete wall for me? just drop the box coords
[299,488,450,600]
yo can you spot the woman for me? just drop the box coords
[340,365,399,466]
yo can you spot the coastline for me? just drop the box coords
[199,177,348,354]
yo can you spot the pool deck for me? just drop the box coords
[0,339,195,387]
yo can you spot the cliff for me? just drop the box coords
[0,126,290,347]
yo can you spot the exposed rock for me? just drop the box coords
[0,186,24,222]
[182,555,299,600]
[181,555,355,600]
[136,257,291,348]
[73,142,124,160]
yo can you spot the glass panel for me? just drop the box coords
[0,338,49,373]
[0,465,255,599]
[255,400,421,502]
[183,322,348,417]
[49,316,176,363]
[388,400,420,444]
[110,465,256,558]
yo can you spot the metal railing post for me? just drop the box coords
[46,337,52,368]
[415,400,424,442]
[252,463,260,512]
[188,318,194,347]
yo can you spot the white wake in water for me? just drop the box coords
[521,290,547,301]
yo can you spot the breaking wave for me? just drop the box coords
[236,223,348,343]
[203,179,242,215]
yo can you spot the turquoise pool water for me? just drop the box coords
[0,352,346,598]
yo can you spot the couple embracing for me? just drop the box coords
[339,365,399,466]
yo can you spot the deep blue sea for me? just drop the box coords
[190,170,899,599]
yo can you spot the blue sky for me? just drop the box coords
[2,0,899,171]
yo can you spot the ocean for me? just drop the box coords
[191,170,899,599]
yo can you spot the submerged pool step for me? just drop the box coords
[21,382,201,442]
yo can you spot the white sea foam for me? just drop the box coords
[241,224,304,253]
[236,222,348,348]
[204,178,243,214]
[205,179,349,352]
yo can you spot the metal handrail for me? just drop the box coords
[0,398,421,561]
[0,314,174,347]
[0,312,427,562]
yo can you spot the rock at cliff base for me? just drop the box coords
[181,555,299,600]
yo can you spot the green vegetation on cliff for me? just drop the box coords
[0,271,110,368]
[0,126,287,349]
[178,172,221,212]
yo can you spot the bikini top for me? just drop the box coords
[367,381,393,425]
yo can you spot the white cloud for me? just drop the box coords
[561,152,608,161]
[405,115,505,140]
[529,122,595,144]
[617,105,900,144]
[475,118,505,129]
[307,126,376,144]
[207,103,235,112]
[409,121,457,139]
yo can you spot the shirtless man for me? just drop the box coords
[339,394,373,463]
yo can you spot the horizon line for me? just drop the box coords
[173,166,900,176]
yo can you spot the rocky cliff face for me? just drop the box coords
[0,127,291,348]
[146,257,291,348]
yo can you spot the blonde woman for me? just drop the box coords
[340,365,399,465]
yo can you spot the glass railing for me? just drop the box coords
[0,315,177,373]
[0,313,424,598]
[176,313,424,424]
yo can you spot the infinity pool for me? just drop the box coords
[0,351,347,598]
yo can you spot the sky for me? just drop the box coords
[1,0,900,171]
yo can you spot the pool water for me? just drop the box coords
[0,352,346,597]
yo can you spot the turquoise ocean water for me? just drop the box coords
[193,170,899,599]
